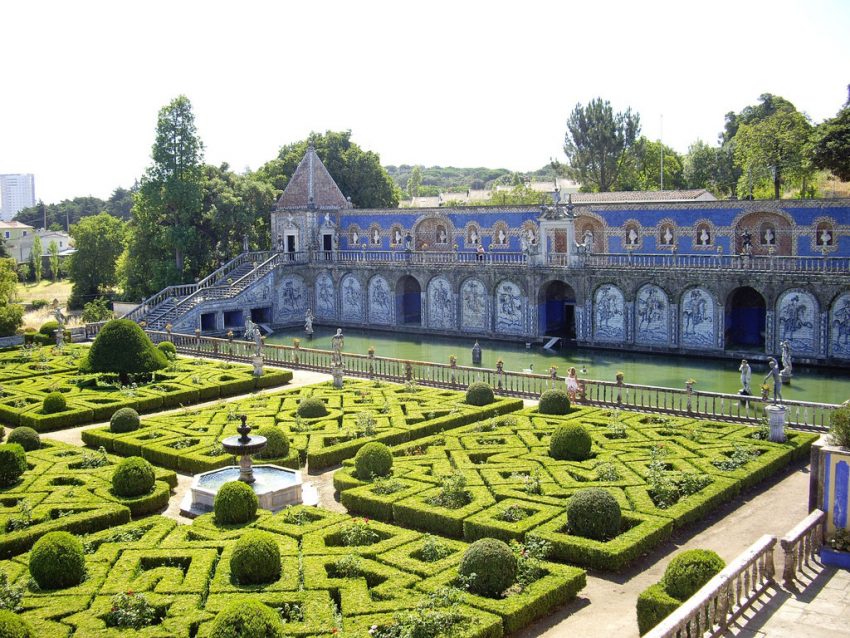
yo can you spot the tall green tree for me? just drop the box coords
[31,235,42,282]
[563,98,641,192]
[616,137,684,191]
[256,130,399,208]
[0,258,23,336]
[48,240,60,282]
[407,165,422,198]
[68,213,126,309]
[812,86,850,182]
[130,95,204,294]
[683,140,717,190]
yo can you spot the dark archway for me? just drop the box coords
[396,276,422,325]
[725,287,766,350]
[538,281,577,340]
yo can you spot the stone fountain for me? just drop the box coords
[180,415,315,517]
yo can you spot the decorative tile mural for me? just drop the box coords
[777,289,818,356]
[495,280,525,334]
[368,275,393,325]
[460,278,488,331]
[680,287,715,349]
[427,276,455,330]
[635,284,669,345]
[340,274,364,322]
[315,272,336,318]
[594,284,625,342]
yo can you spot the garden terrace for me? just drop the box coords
[333,406,818,571]
[0,438,176,559]
[81,379,524,472]
[0,507,586,637]
[0,344,292,431]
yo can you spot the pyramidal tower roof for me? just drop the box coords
[276,145,351,210]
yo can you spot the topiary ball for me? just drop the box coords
[82,319,168,383]
[38,320,59,337]
[255,426,289,460]
[539,389,570,415]
[157,340,177,360]
[208,599,286,638]
[459,538,517,597]
[111,456,155,497]
[214,481,258,525]
[297,397,327,418]
[567,487,622,541]
[29,531,86,589]
[549,422,592,461]
[354,442,393,480]
[0,444,27,487]
[230,530,281,585]
[42,392,67,414]
[7,427,40,451]
[0,610,36,638]
[110,407,141,434]
[663,549,725,600]
[465,382,495,406]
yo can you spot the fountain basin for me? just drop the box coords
[181,464,303,517]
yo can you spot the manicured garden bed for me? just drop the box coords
[0,344,292,431]
[82,380,524,472]
[333,407,818,571]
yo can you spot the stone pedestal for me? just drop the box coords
[780,369,792,385]
[471,341,482,365]
[332,364,344,389]
[252,355,264,376]
[765,404,787,443]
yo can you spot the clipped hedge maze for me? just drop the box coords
[83,380,524,472]
[0,506,585,637]
[0,439,176,559]
[334,407,818,571]
[0,345,292,431]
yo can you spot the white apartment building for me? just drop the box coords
[0,173,36,221]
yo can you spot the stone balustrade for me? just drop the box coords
[779,509,826,588]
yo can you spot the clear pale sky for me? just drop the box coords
[1,0,848,204]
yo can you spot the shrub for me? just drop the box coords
[567,488,622,541]
[354,442,393,480]
[6,427,39,451]
[214,481,258,524]
[0,610,35,638]
[549,422,592,461]
[829,403,850,448]
[297,397,327,418]
[230,530,281,585]
[30,299,50,310]
[81,297,113,323]
[208,599,286,638]
[104,591,159,629]
[465,382,495,406]
[636,583,681,635]
[0,444,27,487]
[0,305,23,338]
[42,392,67,414]
[539,389,570,415]
[459,538,517,597]
[82,319,168,384]
[111,456,156,497]
[663,549,725,601]
[255,426,289,460]
[38,320,59,337]
[156,341,177,360]
[110,407,141,434]
[29,531,86,589]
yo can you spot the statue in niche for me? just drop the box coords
[763,226,775,245]
[468,227,479,245]
[739,359,752,395]
[699,227,710,245]
[662,226,674,245]
[819,227,833,246]
[498,228,507,245]
[372,228,380,245]
[394,229,402,245]
[437,225,447,244]
[627,227,638,245]
[740,228,753,254]
[351,229,359,245]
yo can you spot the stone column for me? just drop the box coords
[765,404,787,442]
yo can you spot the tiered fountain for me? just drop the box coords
[181,415,308,517]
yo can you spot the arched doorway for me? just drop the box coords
[396,276,422,325]
[725,287,766,350]
[539,281,576,340]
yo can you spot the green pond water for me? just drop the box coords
[265,327,850,405]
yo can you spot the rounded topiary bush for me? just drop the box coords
[42,391,67,414]
[214,481,258,524]
[829,403,850,448]
[539,389,571,415]
[29,531,86,589]
[354,442,393,480]
[549,422,592,461]
[230,530,281,585]
[0,610,36,638]
[459,538,517,597]
[297,397,327,419]
[465,382,495,406]
[156,340,177,360]
[82,319,168,384]
[0,444,27,487]
[663,549,725,600]
[110,407,141,434]
[567,487,622,541]
[111,456,156,497]
[256,426,290,460]
[208,599,285,638]
[7,427,40,451]
[39,320,59,337]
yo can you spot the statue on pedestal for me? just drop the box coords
[739,359,752,395]
[53,306,66,346]
[331,328,345,388]
[780,341,793,383]
[304,309,314,336]
[763,358,783,403]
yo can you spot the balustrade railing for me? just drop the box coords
[315,249,527,265]
[579,252,850,273]
[779,509,826,588]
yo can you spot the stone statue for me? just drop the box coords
[741,229,753,254]
[628,228,638,245]
[244,318,256,340]
[331,328,344,366]
[699,228,710,245]
[739,359,752,394]
[820,228,832,246]
[53,306,66,346]
[404,232,413,250]
[763,227,775,245]
[242,234,249,252]
[304,309,314,335]
[663,226,673,244]
[763,358,783,403]
[780,341,792,383]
